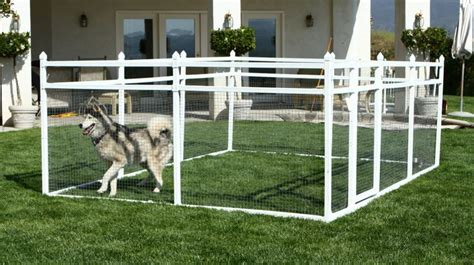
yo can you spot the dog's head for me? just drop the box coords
[79,104,105,137]
[79,114,100,137]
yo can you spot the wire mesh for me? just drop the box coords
[356,91,376,195]
[48,88,175,203]
[41,55,444,221]
[413,85,439,174]
[181,92,325,215]
[379,87,409,190]
[331,94,349,212]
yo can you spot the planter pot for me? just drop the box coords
[225,99,253,120]
[414,97,438,116]
[9,105,39,129]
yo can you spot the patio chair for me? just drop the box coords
[294,68,351,112]
[77,56,132,116]
[293,68,324,111]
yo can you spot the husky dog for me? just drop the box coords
[79,104,172,197]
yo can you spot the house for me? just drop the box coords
[0,0,431,125]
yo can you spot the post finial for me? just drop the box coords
[230,50,236,57]
[118,52,125,60]
[409,54,416,62]
[172,51,180,59]
[39,52,48,60]
[439,55,445,63]
[377,52,384,61]
[324,52,333,60]
[180,50,187,58]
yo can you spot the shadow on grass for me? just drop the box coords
[5,170,42,193]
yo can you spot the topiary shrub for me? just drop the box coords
[0,32,31,106]
[210,26,256,56]
[0,32,31,58]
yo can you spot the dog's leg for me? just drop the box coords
[137,163,153,187]
[147,157,164,193]
[97,160,125,194]
[109,175,118,197]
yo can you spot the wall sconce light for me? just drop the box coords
[305,14,314,27]
[80,12,88,28]
[414,12,424,28]
[11,13,20,32]
[224,13,233,29]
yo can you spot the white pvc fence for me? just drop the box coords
[40,51,444,222]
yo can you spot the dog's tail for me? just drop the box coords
[148,117,173,144]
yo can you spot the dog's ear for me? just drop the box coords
[91,103,101,113]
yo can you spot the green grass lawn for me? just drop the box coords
[0,96,472,263]
[444,95,474,123]
[45,117,436,216]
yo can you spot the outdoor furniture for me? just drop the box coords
[77,56,132,116]
[46,67,74,108]
[97,92,132,116]
[293,68,325,111]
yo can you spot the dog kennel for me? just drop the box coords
[40,51,444,222]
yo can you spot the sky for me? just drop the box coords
[372,0,460,35]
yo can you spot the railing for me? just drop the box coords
[40,51,445,222]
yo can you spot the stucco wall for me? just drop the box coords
[242,0,332,59]
[31,0,354,61]
[1,0,32,125]
[31,0,52,60]
[43,0,208,60]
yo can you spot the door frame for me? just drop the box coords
[242,11,285,103]
[115,12,159,60]
[116,11,208,61]
[159,13,201,59]
[242,11,284,58]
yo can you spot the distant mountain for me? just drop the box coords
[372,0,459,34]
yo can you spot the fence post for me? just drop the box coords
[407,54,416,179]
[118,52,125,125]
[323,52,335,221]
[180,51,187,161]
[373,53,384,193]
[227,50,236,152]
[347,64,359,208]
[40,52,49,195]
[117,52,125,181]
[435,56,445,167]
[172,51,182,205]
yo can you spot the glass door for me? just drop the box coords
[117,13,157,80]
[242,12,283,105]
[160,14,208,108]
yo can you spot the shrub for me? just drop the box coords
[401,27,450,61]
[0,32,31,59]
[210,26,256,56]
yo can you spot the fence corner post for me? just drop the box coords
[323,52,335,221]
[179,50,187,161]
[227,50,236,152]
[40,52,49,195]
[435,55,445,167]
[407,54,417,179]
[172,51,182,205]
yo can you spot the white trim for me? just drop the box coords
[182,204,325,222]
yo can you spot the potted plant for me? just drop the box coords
[210,26,256,120]
[0,31,37,128]
[401,27,450,116]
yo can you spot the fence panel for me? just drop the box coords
[40,54,444,222]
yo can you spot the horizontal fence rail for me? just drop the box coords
[40,51,445,222]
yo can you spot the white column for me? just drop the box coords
[208,0,241,120]
[1,0,32,125]
[394,0,430,113]
[332,0,371,61]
